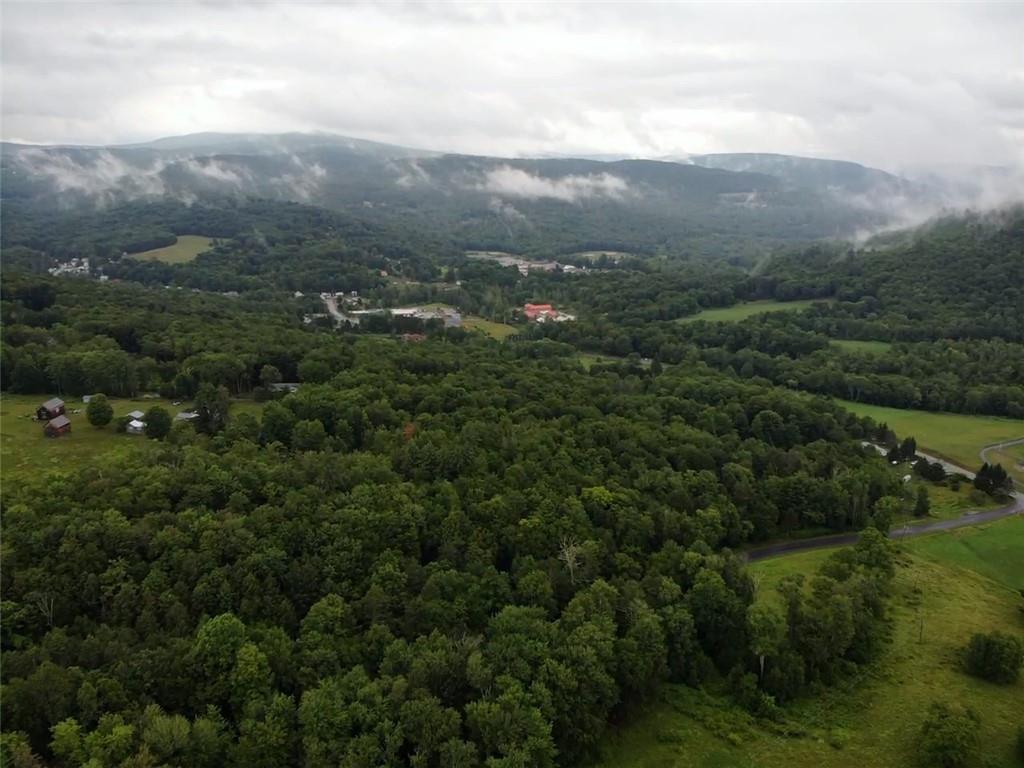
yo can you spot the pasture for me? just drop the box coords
[678,299,823,324]
[128,235,215,263]
[836,399,1024,479]
[0,393,263,480]
[597,517,1024,768]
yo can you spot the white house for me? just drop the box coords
[127,410,145,420]
[127,419,146,435]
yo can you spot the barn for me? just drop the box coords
[44,414,71,438]
[37,397,66,420]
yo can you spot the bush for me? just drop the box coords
[919,702,980,768]
[964,631,1024,684]
[85,394,113,428]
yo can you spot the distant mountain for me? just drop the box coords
[688,152,919,197]
[113,131,434,159]
[3,132,1001,257]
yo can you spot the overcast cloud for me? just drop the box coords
[2,2,1023,172]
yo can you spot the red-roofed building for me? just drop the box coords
[523,303,555,321]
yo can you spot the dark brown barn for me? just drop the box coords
[37,397,66,420]
[44,414,72,438]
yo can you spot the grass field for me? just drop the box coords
[678,299,823,324]
[831,339,893,355]
[1,393,263,479]
[461,316,518,339]
[597,517,1024,768]
[128,235,214,263]
[905,517,1024,591]
[835,399,1024,480]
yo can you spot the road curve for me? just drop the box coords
[746,441,1024,562]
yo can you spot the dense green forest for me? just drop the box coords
[2,196,1022,767]
[3,322,901,765]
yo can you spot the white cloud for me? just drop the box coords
[477,166,630,202]
[2,3,1023,172]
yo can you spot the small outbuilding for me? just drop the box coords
[127,410,146,421]
[174,411,198,422]
[127,419,146,435]
[44,414,72,438]
[37,397,66,420]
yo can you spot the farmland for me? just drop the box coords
[0,393,263,479]
[835,399,1024,480]
[678,299,823,323]
[128,235,215,263]
[597,517,1024,768]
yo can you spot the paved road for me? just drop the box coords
[980,437,1024,482]
[747,440,1024,562]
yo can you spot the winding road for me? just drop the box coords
[746,439,1024,562]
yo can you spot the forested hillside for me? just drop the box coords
[1,134,943,259]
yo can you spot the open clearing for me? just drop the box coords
[678,299,823,323]
[597,517,1024,768]
[1,393,263,479]
[831,339,893,355]
[905,516,1024,590]
[835,399,1024,480]
[416,303,518,340]
[462,316,517,339]
[128,235,214,263]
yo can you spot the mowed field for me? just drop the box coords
[461,316,518,339]
[597,517,1024,768]
[678,299,823,323]
[128,235,214,263]
[835,399,1024,480]
[1,393,264,479]
[831,339,893,355]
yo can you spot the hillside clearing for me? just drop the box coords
[0,393,263,479]
[128,235,214,263]
[678,299,823,323]
[831,339,893,355]
[597,518,1024,768]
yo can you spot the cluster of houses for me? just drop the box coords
[522,303,576,323]
[47,257,93,278]
[37,396,198,438]
[465,251,591,277]
[38,398,71,437]
[345,306,463,328]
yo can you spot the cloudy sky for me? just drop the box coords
[3,2,1022,171]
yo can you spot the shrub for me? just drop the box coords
[964,631,1024,684]
[919,702,980,768]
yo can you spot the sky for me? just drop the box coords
[2,2,1023,172]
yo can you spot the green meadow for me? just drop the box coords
[835,399,1024,478]
[0,393,263,479]
[596,517,1024,768]
[128,235,214,263]
[831,339,893,355]
[678,299,823,324]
